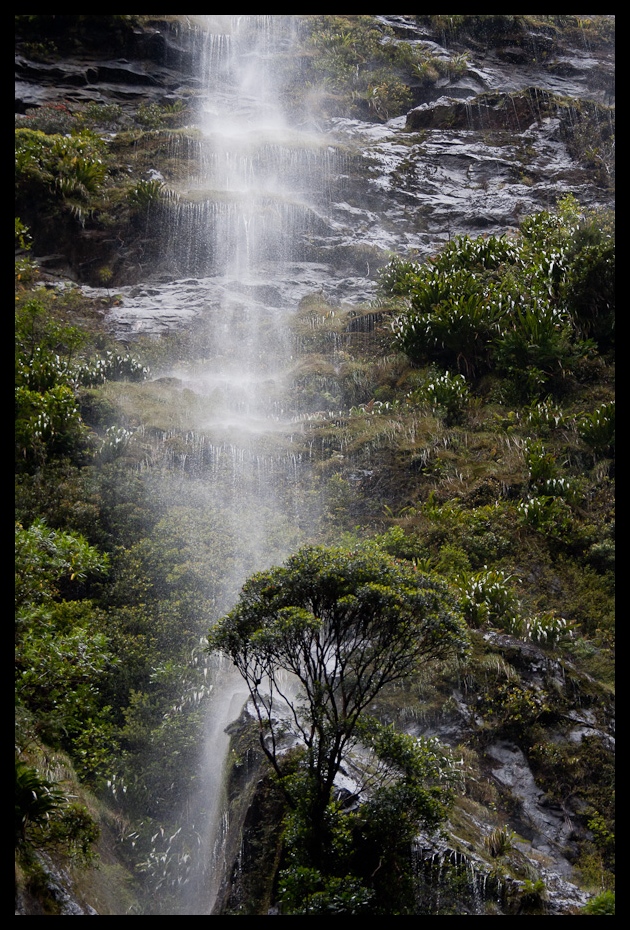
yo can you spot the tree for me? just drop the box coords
[208,543,467,867]
[15,520,113,771]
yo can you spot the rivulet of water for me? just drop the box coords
[148,16,335,914]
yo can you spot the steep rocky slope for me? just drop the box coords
[15,15,614,916]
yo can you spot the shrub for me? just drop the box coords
[408,369,471,425]
[16,102,78,135]
[516,495,574,538]
[456,567,520,630]
[15,128,108,223]
[76,350,150,385]
[15,760,66,848]
[520,611,573,644]
[578,402,615,457]
[582,890,615,915]
[15,759,100,863]
[297,16,445,120]
[128,178,166,209]
[484,825,516,858]
[382,202,613,398]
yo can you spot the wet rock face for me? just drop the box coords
[407,87,577,132]
[16,15,614,295]
[485,739,573,857]
[15,18,193,112]
[14,852,100,916]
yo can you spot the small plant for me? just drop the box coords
[484,825,516,858]
[15,218,32,251]
[521,611,573,644]
[15,218,37,286]
[128,178,166,209]
[136,102,167,129]
[518,877,547,912]
[82,101,125,130]
[516,495,573,537]
[15,760,66,848]
[456,567,520,630]
[97,265,114,291]
[16,101,77,134]
[16,758,100,863]
[15,128,108,215]
[409,369,470,425]
[578,402,615,457]
[365,78,412,121]
[97,425,133,462]
[76,350,150,385]
[582,889,615,915]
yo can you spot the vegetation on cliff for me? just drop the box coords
[15,13,613,916]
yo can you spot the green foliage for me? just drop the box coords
[354,722,460,885]
[484,825,516,858]
[15,128,108,214]
[560,213,615,350]
[209,543,466,869]
[82,101,125,131]
[77,350,150,386]
[408,369,471,425]
[13,18,614,915]
[15,217,32,250]
[528,734,614,870]
[15,760,67,847]
[418,15,527,41]
[278,865,374,915]
[582,890,615,914]
[578,402,615,457]
[115,688,205,817]
[384,200,614,400]
[525,439,557,485]
[516,494,574,539]
[128,178,166,209]
[15,297,151,471]
[16,102,79,135]
[16,299,89,469]
[389,259,502,376]
[15,218,38,285]
[15,760,99,863]
[455,567,521,631]
[515,878,547,913]
[481,680,552,738]
[15,521,114,769]
[15,518,108,611]
[297,16,443,120]
[277,720,459,914]
[375,525,429,563]
[520,611,573,644]
[136,103,167,130]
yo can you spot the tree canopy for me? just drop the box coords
[208,542,467,854]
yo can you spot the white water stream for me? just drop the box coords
[149,16,333,914]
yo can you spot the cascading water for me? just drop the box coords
[135,15,345,915]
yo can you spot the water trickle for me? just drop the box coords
[129,16,343,914]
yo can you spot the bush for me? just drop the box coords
[15,760,100,862]
[455,567,520,630]
[382,201,614,398]
[15,128,108,220]
[578,402,615,457]
[408,369,471,425]
[582,889,615,914]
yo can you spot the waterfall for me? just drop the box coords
[139,15,338,914]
